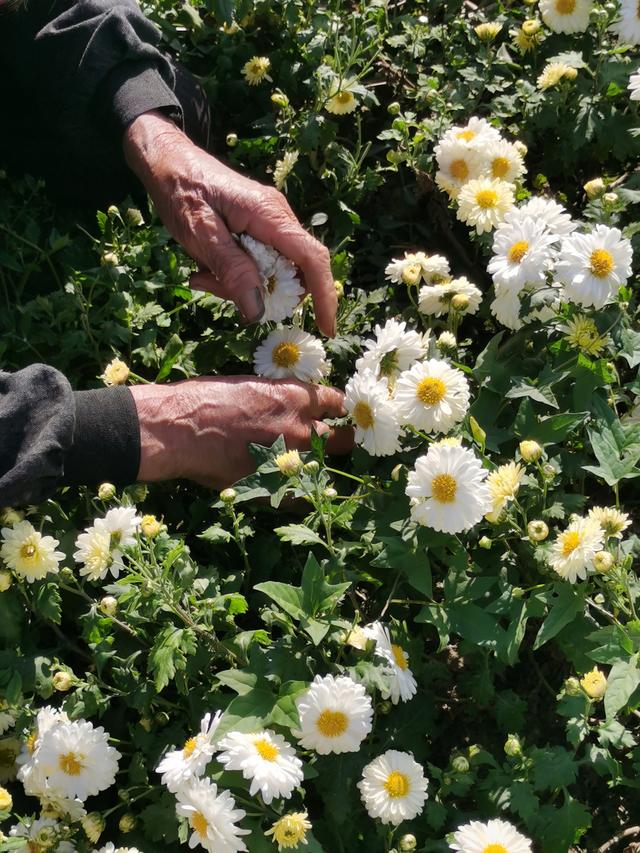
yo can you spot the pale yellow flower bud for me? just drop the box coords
[119,813,137,833]
[52,671,74,692]
[387,101,401,115]
[140,514,163,539]
[437,331,457,350]
[527,520,549,542]
[399,835,418,852]
[303,461,320,474]
[275,450,303,477]
[0,507,23,526]
[220,488,237,503]
[504,734,522,756]
[564,676,582,696]
[226,133,239,147]
[82,813,105,844]
[345,626,369,650]
[580,667,607,700]
[271,92,289,108]
[101,358,130,386]
[100,251,119,267]
[107,205,119,218]
[391,463,403,482]
[100,595,118,616]
[451,754,470,773]
[479,536,492,550]
[401,263,422,286]
[593,550,613,573]
[97,482,116,501]
[514,140,528,157]
[324,486,338,499]
[0,570,13,593]
[0,786,12,811]
[334,279,344,298]
[126,207,144,226]
[519,439,542,462]
[475,22,502,41]
[603,192,618,205]
[451,293,470,311]
[522,18,541,35]
[584,178,605,199]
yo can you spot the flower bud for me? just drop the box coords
[0,570,12,593]
[271,92,289,108]
[141,514,163,539]
[387,101,401,115]
[479,536,492,550]
[451,754,470,773]
[100,595,118,616]
[275,450,303,477]
[519,439,542,462]
[522,18,541,35]
[437,331,457,351]
[345,626,369,650]
[107,205,119,218]
[59,566,75,582]
[541,463,556,480]
[100,251,119,267]
[126,207,144,226]
[451,293,470,311]
[101,358,130,386]
[0,786,12,811]
[391,463,403,482]
[467,744,481,758]
[603,192,618,205]
[475,21,502,41]
[512,587,524,599]
[527,520,549,542]
[119,813,136,833]
[226,132,239,147]
[564,676,582,696]
[0,507,23,526]
[504,734,522,756]
[139,716,152,732]
[334,279,344,298]
[220,488,237,504]
[594,592,605,605]
[155,711,170,727]
[323,486,338,499]
[580,666,607,700]
[514,140,528,157]
[128,483,148,503]
[593,550,613,573]
[53,671,74,692]
[399,835,417,852]
[378,700,393,715]
[98,482,116,501]
[82,813,105,844]
[303,460,320,474]
[584,178,605,199]
[401,263,422,286]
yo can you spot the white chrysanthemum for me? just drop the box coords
[94,845,143,853]
[344,371,402,457]
[75,507,141,581]
[418,276,482,317]
[157,712,221,794]
[240,236,304,322]
[488,218,557,289]
[294,674,373,754]
[406,444,492,533]
[491,283,523,330]
[481,138,526,184]
[0,521,64,583]
[217,730,303,804]
[588,506,631,539]
[254,327,329,382]
[395,359,470,433]
[273,151,299,190]
[612,0,640,44]
[385,252,451,286]
[176,777,249,853]
[0,708,16,736]
[439,116,502,149]
[39,790,87,821]
[556,225,633,309]
[326,77,359,115]
[363,622,417,704]
[434,140,485,198]
[486,462,525,522]
[9,817,75,853]
[629,70,640,99]
[506,196,577,238]
[357,750,428,826]
[418,253,453,284]
[450,818,532,853]
[548,517,605,583]
[240,234,279,276]
[356,319,427,380]
[540,0,592,33]
[34,719,120,801]
[457,179,515,234]
[17,705,70,796]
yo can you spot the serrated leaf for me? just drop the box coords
[274,524,329,550]
[604,656,640,720]
[254,581,304,620]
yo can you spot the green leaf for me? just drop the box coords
[507,780,539,821]
[148,627,196,692]
[514,400,588,444]
[531,746,578,791]
[372,534,432,597]
[32,580,62,624]
[198,524,232,544]
[584,417,640,486]
[155,333,183,381]
[254,581,304,620]
[274,524,329,550]
[619,327,640,367]
[535,796,591,853]
[506,378,558,409]
[597,719,637,749]
[215,688,277,739]
[415,604,450,650]
[533,584,585,650]
[449,603,505,652]
[216,669,257,695]
[300,553,350,617]
[604,657,640,720]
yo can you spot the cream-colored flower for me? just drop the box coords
[294,674,373,754]
[0,521,64,583]
[450,818,532,853]
[475,22,503,41]
[385,251,451,286]
[434,141,485,198]
[140,514,163,539]
[528,520,549,542]
[74,507,141,582]
[485,462,525,522]
[357,750,428,826]
[588,506,631,539]
[363,622,417,704]
[456,178,515,234]
[519,440,542,462]
[481,138,526,184]
[560,315,609,357]
[539,0,592,33]
[418,276,482,318]
[439,116,502,149]
[243,56,271,85]
[274,151,299,190]
[395,359,470,433]
[356,318,427,380]
[157,712,221,794]
[548,517,604,582]
[275,450,303,477]
[489,217,557,290]
[580,667,607,699]
[100,358,130,386]
[537,61,578,90]
[265,812,312,850]
[326,78,359,114]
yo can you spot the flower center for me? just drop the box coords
[58,751,83,776]
[457,130,476,141]
[476,189,498,209]
[508,240,529,263]
[191,811,208,838]
[27,731,37,754]
[492,156,510,178]
[384,771,410,798]
[416,377,447,406]
[450,159,469,181]
[589,248,614,278]
[483,846,508,853]
[19,543,37,560]
[555,0,575,13]
[379,349,400,377]
[336,91,353,104]
[562,530,582,556]
[353,401,375,429]
[266,274,277,294]
[183,736,198,758]
[272,342,301,368]
[316,709,348,738]
[391,644,408,671]
[431,473,458,504]
[254,738,280,761]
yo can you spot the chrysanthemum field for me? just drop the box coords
[1,1,640,851]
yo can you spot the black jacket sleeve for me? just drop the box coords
[0,365,140,507]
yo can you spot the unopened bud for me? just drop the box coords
[584,178,605,199]
[0,570,12,593]
[401,263,422,286]
[303,461,320,474]
[387,101,401,115]
[52,671,74,692]
[479,536,492,550]
[139,716,152,732]
[324,486,338,499]
[141,514,163,539]
[0,507,23,526]
[512,587,524,599]
[527,520,549,542]
[100,595,118,616]
[451,293,470,311]
[0,786,12,811]
[467,744,481,758]
[155,711,170,727]
[522,18,541,35]
[275,450,303,477]
[271,92,289,108]
[603,192,618,205]
[379,700,393,715]
[594,592,606,605]
[220,488,237,504]
[504,734,522,756]
[59,566,75,582]
[514,140,528,157]
[451,754,470,773]
[519,439,542,462]
[593,551,613,573]
[541,463,556,480]
[475,21,502,41]
[345,626,369,650]
[82,813,105,844]
[107,205,119,218]
[399,835,417,852]
[565,676,582,696]
[437,331,457,351]
[98,482,116,501]
[580,666,607,700]
[126,207,144,226]
[119,813,136,833]
[334,279,344,298]
[391,464,403,482]
[226,133,239,147]
[100,251,119,267]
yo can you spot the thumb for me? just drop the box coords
[189,209,265,323]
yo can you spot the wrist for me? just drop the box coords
[123,110,191,185]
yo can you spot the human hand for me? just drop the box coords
[123,111,337,336]
[129,377,353,489]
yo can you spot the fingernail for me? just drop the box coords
[240,287,265,323]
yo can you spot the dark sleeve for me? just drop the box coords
[0,365,140,507]
[1,0,183,141]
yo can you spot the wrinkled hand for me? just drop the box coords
[123,110,337,336]
[130,377,353,489]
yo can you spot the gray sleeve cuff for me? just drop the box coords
[102,59,184,136]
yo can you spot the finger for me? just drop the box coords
[190,207,266,322]
[311,385,347,419]
[189,270,219,293]
[311,421,355,455]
